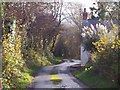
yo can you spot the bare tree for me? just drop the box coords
[27,0,64,52]
[59,2,82,59]
[63,2,82,30]
[54,25,81,59]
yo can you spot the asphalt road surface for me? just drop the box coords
[28,60,88,90]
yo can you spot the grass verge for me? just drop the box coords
[26,65,41,77]
[17,72,33,88]
[72,67,117,88]
[17,65,41,88]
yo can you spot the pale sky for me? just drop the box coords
[63,0,97,12]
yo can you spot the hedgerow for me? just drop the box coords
[82,24,120,86]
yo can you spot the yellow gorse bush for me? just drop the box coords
[91,24,120,84]
[93,24,119,53]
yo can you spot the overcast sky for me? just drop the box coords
[63,0,97,12]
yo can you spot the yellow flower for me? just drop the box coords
[117,40,120,46]
[7,33,11,37]
[98,49,101,52]
[101,41,105,44]
[85,68,88,71]
[111,45,115,49]
[101,48,105,51]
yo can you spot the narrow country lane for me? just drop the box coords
[28,60,88,89]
